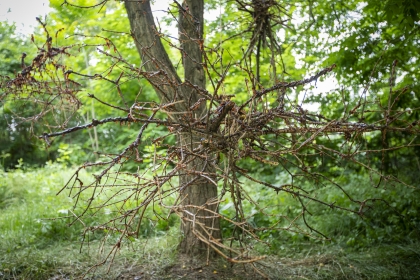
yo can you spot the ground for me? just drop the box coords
[116,254,270,280]
[41,243,420,280]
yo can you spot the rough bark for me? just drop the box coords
[124,1,182,108]
[178,0,206,116]
[124,0,205,113]
[178,133,221,255]
[177,0,221,255]
[124,0,221,256]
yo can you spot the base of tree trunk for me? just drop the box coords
[177,134,222,257]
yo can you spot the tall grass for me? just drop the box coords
[0,162,179,279]
[1,163,75,247]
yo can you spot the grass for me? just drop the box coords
[1,163,419,279]
[0,162,179,279]
[260,242,420,279]
[0,235,179,279]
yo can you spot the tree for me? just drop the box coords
[124,1,223,255]
[1,0,419,271]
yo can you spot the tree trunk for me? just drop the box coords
[124,0,221,257]
[178,133,221,255]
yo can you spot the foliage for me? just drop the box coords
[0,22,28,76]
[291,0,420,183]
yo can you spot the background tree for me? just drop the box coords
[1,0,419,273]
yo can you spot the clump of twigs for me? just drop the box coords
[1,17,81,132]
[236,0,289,83]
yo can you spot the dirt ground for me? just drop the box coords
[117,255,268,280]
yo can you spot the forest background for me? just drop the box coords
[0,0,420,279]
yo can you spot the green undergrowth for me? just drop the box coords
[0,162,179,279]
[1,163,419,279]
[259,241,420,280]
